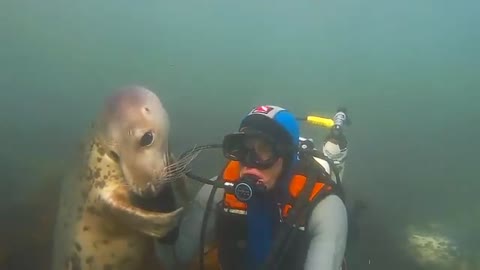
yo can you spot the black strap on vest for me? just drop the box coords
[198,164,227,270]
[260,155,336,270]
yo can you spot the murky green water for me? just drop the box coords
[1,0,479,269]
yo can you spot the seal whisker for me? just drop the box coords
[166,146,202,172]
[145,147,202,194]
[150,176,184,194]
[126,148,201,195]
[153,146,202,182]
[164,164,190,178]
[164,152,196,172]
[161,174,187,183]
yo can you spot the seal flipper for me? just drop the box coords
[129,183,180,244]
[99,183,183,238]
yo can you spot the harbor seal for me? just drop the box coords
[51,85,193,270]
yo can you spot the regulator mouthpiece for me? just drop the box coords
[233,174,266,202]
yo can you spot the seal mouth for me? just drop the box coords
[128,148,200,198]
[128,183,177,213]
[131,182,167,199]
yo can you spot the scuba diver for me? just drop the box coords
[171,105,351,270]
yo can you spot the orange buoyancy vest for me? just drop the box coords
[215,159,343,270]
[221,160,335,224]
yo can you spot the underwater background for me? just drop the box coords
[0,0,479,269]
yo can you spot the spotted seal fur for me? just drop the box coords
[51,85,194,270]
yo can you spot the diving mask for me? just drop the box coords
[222,130,282,170]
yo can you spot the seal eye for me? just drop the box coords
[140,131,155,147]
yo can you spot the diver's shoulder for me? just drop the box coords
[312,194,347,215]
[308,194,348,234]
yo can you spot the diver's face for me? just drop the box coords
[239,159,283,190]
[238,137,284,190]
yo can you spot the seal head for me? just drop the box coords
[97,86,173,197]
[51,85,192,270]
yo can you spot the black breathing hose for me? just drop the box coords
[177,143,224,270]
[198,175,221,270]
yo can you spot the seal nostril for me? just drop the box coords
[144,107,150,113]
[108,151,120,162]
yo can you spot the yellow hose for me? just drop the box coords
[305,115,334,128]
